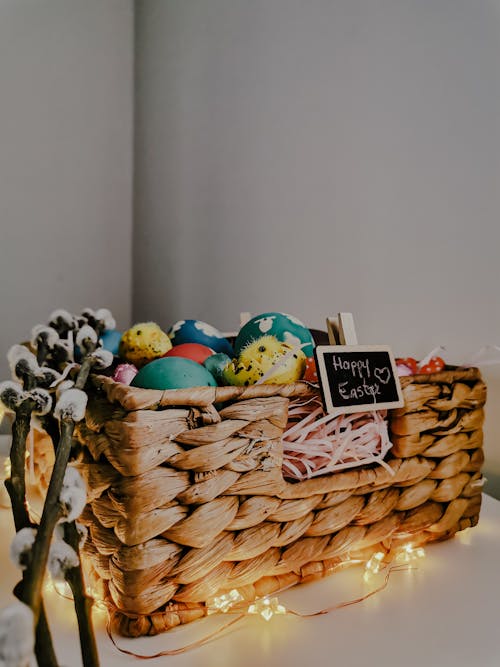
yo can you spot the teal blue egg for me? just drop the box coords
[203,353,231,384]
[100,329,122,356]
[235,312,314,357]
[131,356,217,390]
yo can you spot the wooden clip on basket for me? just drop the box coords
[35,361,484,638]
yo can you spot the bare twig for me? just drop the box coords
[21,355,100,665]
[6,402,59,667]
[64,523,100,667]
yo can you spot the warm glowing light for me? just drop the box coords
[43,576,71,599]
[3,458,11,480]
[53,580,73,598]
[395,544,425,563]
[85,585,108,613]
[248,597,286,621]
[207,589,244,614]
[363,551,385,582]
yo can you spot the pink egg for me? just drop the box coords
[396,363,413,377]
[163,343,214,365]
[113,363,138,385]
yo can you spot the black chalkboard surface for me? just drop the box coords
[314,345,404,416]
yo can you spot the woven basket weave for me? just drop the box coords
[36,366,485,637]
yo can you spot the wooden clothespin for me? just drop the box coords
[222,312,252,339]
[326,313,358,346]
[239,312,252,328]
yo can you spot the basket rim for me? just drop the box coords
[92,365,482,411]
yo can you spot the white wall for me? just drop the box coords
[0,0,134,379]
[135,0,500,496]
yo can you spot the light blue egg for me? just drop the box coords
[100,329,122,356]
[168,319,233,356]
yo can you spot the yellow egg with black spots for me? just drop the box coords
[222,335,306,386]
[119,322,172,367]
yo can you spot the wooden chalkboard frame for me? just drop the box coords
[314,344,404,416]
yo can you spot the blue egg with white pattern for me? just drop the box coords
[168,319,233,356]
[234,312,314,358]
[100,329,123,356]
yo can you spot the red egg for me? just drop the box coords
[418,356,445,374]
[303,357,318,382]
[163,343,214,365]
[396,357,418,374]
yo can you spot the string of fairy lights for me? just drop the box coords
[0,419,430,654]
[0,446,429,629]
[204,543,426,621]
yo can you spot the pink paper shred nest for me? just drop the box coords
[281,397,393,481]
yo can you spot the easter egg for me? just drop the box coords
[112,363,138,385]
[396,357,418,374]
[119,322,172,367]
[303,357,318,383]
[168,320,233,356]
[418,356,445,374]
[223,335,306,386]
[163,343,214,365]
[204,353,232,384]
[396,363,413,377]
[100,329,123,356]
[131,357,217,390]
[235,312,314,358]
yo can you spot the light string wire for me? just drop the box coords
[104,561,412,660]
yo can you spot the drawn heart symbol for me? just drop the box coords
[374,367,391,384]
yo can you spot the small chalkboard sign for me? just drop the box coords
[314,345,404,416]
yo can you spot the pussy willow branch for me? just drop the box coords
[41,409,101,667]
[6,401,32,531]
[64,522,100,667]
[20,354,100,665]
[7,399,59,667]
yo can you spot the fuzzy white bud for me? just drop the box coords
[49,309,77,331]
[59,467,87,523]
[94,308,116,331]
[9,528,36,570]
[55,380,74,401]
[51,337,73,364]
[26,388,52,416]
[76,523,88,547]
[80,307,95,320]
[30,324,59,349]
[0,382,25,411]
[75,325,98,349]
[48,538,79,581]
[54,388,87,422]
[89,348,113,370]
[7,345,38,381]
[36,367,61,388]
[0,601,34,667]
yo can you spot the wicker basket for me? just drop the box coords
[37,366,485,637]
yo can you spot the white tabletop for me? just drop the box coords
[0,484,499,667]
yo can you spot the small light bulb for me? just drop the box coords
[395,544,425,563]
[248,597,286,621]
[364,551,385,582]
[208,589,244,614]
[53,580,72,598]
